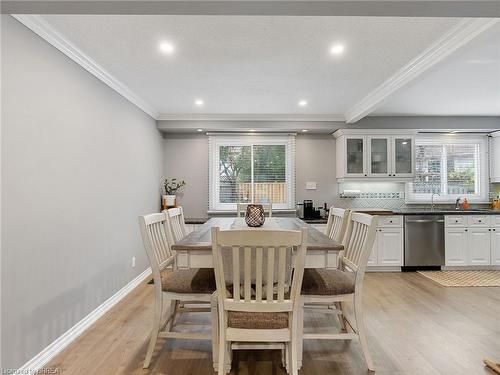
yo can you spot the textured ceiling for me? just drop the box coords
[375,22,500,116]
[40,15,461,116]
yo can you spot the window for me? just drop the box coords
[209,135,295,210]
[406,135,489,203]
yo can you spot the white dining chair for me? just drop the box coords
[139,212,218,369]
[211,227,308,375]
[164,206,187,242]
[236,202,273,217]
[325,207,350,243]
[300,212,378,372]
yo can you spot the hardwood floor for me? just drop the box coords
[47,273,500,374]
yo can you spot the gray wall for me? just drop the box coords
[295,135,337,207]
[1,16,163,369]
[162,134,209,218]
[163,133,337,217]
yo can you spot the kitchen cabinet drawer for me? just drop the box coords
[378,216,403,228]
[492,215,500,227]
[467,215,491,227]
[445,216,466,227]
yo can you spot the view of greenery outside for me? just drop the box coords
[219,144,286,204]
[413,143,477,195]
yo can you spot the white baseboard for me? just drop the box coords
[18,267,152,372]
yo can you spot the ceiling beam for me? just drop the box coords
[2,1,500,17]
[344,18,500,124]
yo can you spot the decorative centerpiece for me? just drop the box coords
[162,178,186,209]
[245,204,265,227]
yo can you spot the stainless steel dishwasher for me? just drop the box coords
[404,215,445,267]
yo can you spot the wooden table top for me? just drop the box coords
[172,217,344,252]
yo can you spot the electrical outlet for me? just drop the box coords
[132,256,136,268]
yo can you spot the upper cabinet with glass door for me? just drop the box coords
[334,130,415,180]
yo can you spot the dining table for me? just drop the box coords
[171,217,344,269]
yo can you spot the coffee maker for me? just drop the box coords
[298,199,321,220]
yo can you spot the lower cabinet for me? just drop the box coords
[368,216,403,270]
[492,229,500,265]
[444,228,468,266]
[444,216,499,267]
[467,228,491,265]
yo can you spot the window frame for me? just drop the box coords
[406,134,489,204]
[208,134,296,211]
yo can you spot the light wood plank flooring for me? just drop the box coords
[47,273,500,374]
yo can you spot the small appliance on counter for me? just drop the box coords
[297,199,322,220]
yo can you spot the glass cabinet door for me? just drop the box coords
[369,138,389,175]
[393,137,413,175]
[346,138,365,175]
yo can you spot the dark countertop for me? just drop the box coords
[185,209,500,224]
[392,209,500,215]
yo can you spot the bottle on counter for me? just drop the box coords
[462,198,469,210]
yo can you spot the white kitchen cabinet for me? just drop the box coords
[491,228,500,266]
[444,215,500,267]
[367,216,403,270]
[445,228,468,266]
[377,227,404,266]
[467,228,491,265]
[334,130,415,180]
[368,136,390,177]
[490,131,500,183]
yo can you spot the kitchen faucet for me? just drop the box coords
[455,197,461,210]
[431,193,440,210]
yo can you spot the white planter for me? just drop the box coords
[163,195,176,207]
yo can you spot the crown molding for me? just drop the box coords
[12,14,159,119]
[157,113,345,122]
[344,18,500,124]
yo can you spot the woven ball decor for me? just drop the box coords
[245,204,265,227]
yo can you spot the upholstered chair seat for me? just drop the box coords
[161,268,217,294]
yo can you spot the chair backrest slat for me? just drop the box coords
[255,247,263,302]
[326,207,350,243]
[212,228,308,314]
[164,207,187,243]
[244,247,252,302]
[232,246,240,301]
[139,212,176,288]
[341,212,378,275]
[266,246,275,301]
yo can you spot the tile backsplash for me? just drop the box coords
[334,182,406,210]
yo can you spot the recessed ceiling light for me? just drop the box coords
[301,129,309,132]
[195,99,204,106]
[330,44,345,55]
[159,42,175,54]
[298,100,308,107]
[249,129,256,132]
[196,128,204,132]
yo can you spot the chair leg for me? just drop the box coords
[290,314,299,375]
[164,300,177,332]
[143,296,164,369]
[297,301,304,370]
[218,307,226,375]
[354,293,374,372]
[335,301,347,332]
[211,295,219,372]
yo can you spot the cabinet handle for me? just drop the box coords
[465,229,468,232]
[364,174,368,176]
[488,229,491,231]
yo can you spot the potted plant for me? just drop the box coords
[162,178,186,208]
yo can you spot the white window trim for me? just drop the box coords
[406,134,489,204]
[208,134,296,211]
